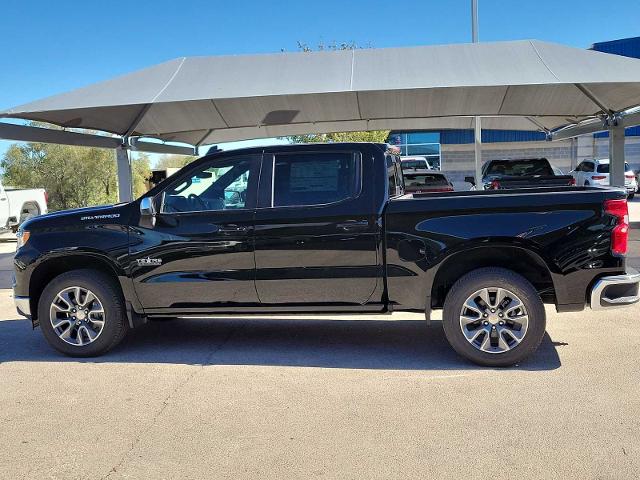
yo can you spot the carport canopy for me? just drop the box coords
[3,39,640,200]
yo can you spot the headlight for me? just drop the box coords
[16,230,30,249]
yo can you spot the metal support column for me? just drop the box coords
[609,121,625,187]
[116,144,134,202]
[474,117,483,186]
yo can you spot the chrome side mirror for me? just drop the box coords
[140,197,156,217]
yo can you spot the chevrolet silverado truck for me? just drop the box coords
[13,143,640,366]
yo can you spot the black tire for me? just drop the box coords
[442,267,546,367]
[38,269,129,357]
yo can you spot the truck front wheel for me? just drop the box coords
[38,269,129,357]
[442,268,546,367]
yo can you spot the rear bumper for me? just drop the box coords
[590,269,640,310]
[14,295,31,318]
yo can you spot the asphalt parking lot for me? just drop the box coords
[1,204,640,479]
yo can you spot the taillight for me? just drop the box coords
[490,180,501,190]
[592,175,607,180]
[44,191,48,204]
[604,198,629,256]
[625,173,634,179]
[569,178,576,186]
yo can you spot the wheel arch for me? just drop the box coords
[28,253,127,322]
[430,245,556,309]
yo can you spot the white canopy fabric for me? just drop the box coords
[3,39,640,146]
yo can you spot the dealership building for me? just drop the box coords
[388,36,640,182]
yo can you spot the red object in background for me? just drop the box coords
[490,180,501,189]
[604,198,629,255]
[44,191,48,204]
[413,185,454,193]
[592,175,607,180]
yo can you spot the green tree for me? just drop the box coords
[155,154,196,170]
[286,41,389,145]
[1,141,150,211]
[131,152,152,199]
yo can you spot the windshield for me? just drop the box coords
[485,159,553,177]
[596,163,631,173]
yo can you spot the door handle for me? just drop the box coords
[217,224,249,233]
[336,220,369,232]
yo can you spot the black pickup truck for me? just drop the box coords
[466,158,575,190]
[13,143,640,366]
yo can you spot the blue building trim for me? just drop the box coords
[594,126,640,139]
[591,36,640,59]
[440,129,546,144]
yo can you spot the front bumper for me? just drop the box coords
[590,270,640,310]
[14,295,31,318]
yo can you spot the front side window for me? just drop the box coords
[272,152,361,207]
[161,155,258,213]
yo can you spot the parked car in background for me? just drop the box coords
[0,181,47,233]
[401,156,433,172]
[466,158,575,190]
[403,171,454,193]
[570,159,637,199]
[13,143,639,367]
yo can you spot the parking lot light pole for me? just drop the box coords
[472,0,483,188]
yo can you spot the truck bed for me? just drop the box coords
[385,185,626,311]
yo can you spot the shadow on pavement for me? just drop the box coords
[0,317,562,371]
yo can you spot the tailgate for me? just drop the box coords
[493,175,574,189]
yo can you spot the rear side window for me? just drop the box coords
[596,162,631,173]
[272,152,361,207]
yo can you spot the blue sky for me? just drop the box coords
[1,0,638,162]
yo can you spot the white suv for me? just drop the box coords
[571,159,637,199]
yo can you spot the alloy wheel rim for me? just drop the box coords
[459,287,528,354]
[49,286,105,346]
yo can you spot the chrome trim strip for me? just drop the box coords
[590,269,640,310]
[14,296,31,317]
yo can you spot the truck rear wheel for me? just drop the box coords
[38,269,129,357]
[442,268,546,367]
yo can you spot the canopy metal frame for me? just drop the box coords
[3,39,640,200]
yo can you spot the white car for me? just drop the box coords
[400,156,433,172]
[571,159,637,199]
[0,181,47,233]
